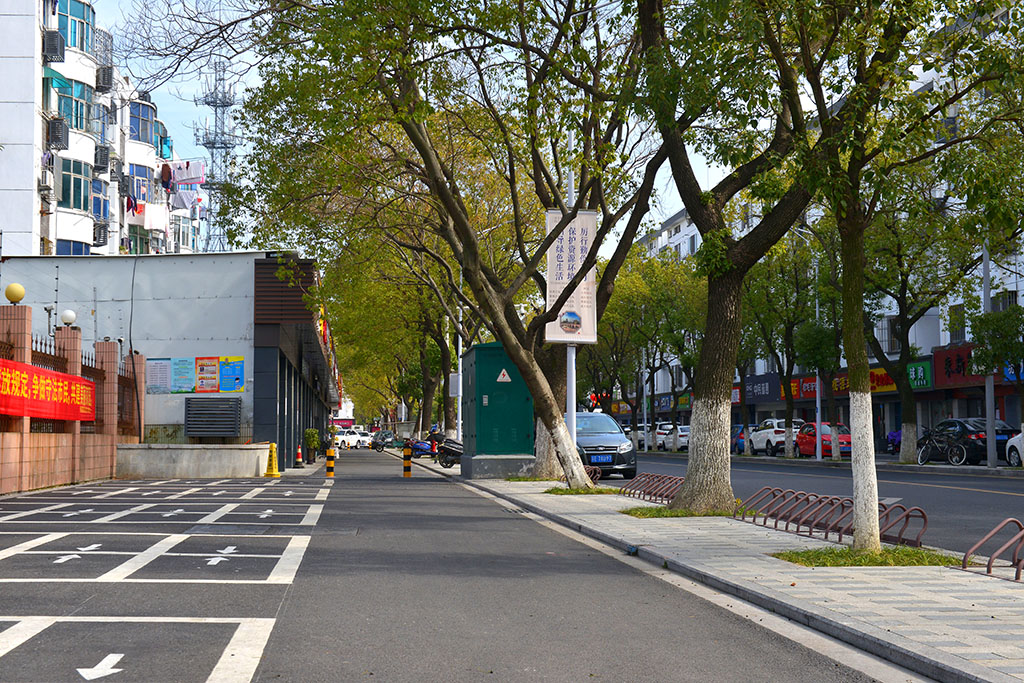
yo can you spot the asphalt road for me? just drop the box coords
[636,452,1023,554]
[0,454,882,682]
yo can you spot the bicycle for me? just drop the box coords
[916,431,967,466]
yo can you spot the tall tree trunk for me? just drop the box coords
[433,330,457,439]
[531,345,568,479]
[782,374,796,458]
[839,216,881,551]
[669,270,742,511]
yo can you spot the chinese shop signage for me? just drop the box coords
[934,345,987,388]
[0,359,95,421]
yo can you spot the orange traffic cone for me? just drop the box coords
[294,444,304,468]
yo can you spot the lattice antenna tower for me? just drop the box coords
[194,61,238,252]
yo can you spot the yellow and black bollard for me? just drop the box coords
[402,443,412,478]
[325,448,335,478]
[264,443,281,478]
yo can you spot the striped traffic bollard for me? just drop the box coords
[402,444,412,478]
[264,443,281,478]
[325,448,335,478]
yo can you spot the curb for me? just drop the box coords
[451,474,1010,683]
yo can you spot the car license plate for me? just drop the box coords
[590,454,613,464]
[997,435,1009,441]
[840,445,851,452]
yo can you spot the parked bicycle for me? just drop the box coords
[916,429,967,466]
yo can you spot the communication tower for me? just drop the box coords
[194,62,239,252]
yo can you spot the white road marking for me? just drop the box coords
[62,509,95,517]
[196,505,238,524]
[266,535,310,584]
[217,546,237,554]
[282,491,294,497]
[147,480,179,485]
[96,534,189,581]
[239,488,262,499]
[94,488,138,499]
[165,488,202,499]
[299,505,323,526]
[71,490,96,496]
[0,617,54,658]
[77,653,124,680]
[161,509,186,518]
[53,554,81,564]
[139,491,163,497]
[207,480,230,486]
[211,491,228,496]
[77,544,102,552]
[879,496,904,505]
[315,487,330,501]
[206,618,277,683]
[321,480,334,487]
[0,533,68,560]
[0,503,72,521]
[257,509,274,519]
[206,557,229,566]
[91,504,156,523]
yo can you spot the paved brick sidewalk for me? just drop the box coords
[420,463,1024,683]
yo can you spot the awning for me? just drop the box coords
[43,66,70,88]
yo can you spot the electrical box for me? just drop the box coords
[463,342,534,460]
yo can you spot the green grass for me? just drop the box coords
[621,506,737,518]
[505,476,561,482]
[543,486,621,495]
[773,545,960,567]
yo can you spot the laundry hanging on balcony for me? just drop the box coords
[170,160,206,186]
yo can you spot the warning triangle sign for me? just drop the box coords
[496,368,512,383]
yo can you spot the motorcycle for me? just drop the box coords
[435,438,463,468]
[404,438,434,459]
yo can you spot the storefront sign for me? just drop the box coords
[908,360,932,389]
[731,386,740,404]
[745,373,779,404]
[544,210,598,344]
[934,345,986,388]
[0,359,95,421]
[679,393,693,410]
[868,367,896,393]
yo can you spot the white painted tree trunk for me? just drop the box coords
[849,391,881,551]
[531,417,563,479]
[672,428,679,452]
[670,397,734,511]
[744,426,752,456]
[899,423,917,464]
[784,430,794,458]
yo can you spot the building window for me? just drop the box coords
[948,303,966,345]
[56,80,94,132]
[129,225,150,254]
[57,0,95,53]
[128,164,152,202]
[129,101,156,146]
[58,158,92,211]
[55,240,91,256]
[91,179,108,220]
[688,234,697,255]
[878,316,901,354]
[992,291,1019,313]
[154,120,173,159]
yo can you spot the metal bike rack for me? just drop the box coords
[618,473,686,505]
[962,518,1024,581]
[735,486,928,547]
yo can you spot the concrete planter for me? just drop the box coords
[116,443,271,479]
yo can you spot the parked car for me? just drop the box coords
[623,424,652,449]
[931,418,1018,465]
[731,424,758,453]
[338,429,363,449]
[574,412,636,478]
[657,424,689,451]
[356,431,372,448]
[1006,432,1023,468]
[796,422,851,457]
[749,418,805,456]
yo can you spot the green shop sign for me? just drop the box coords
[908,361,932,389]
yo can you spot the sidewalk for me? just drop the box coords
[401,452,1024,683]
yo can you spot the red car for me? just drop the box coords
[796,422,852,457]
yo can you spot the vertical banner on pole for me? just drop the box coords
[544,210,599,345]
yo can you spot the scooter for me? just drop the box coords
[405,438,434,459]
[435,438,463,468]
[886,429,902,454]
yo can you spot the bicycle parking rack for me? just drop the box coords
[618,473,686,505]
[962,518,1024,581]
[735,487,928,547]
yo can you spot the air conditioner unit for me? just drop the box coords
[94,145,110,173]
[95,66,113,93]
[42,30,65,63]
[38,169,53,190]
[92,221,109,247]
[117,173,131,195]
[47,118,69,150]
[107,103,117,124]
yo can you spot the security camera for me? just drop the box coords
[116,337,124,345]
[43,305,54,312]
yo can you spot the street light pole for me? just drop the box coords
[814,258,822,461]
[983,243,997,468]
[566,130,577,447]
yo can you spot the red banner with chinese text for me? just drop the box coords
[0,359,95,421]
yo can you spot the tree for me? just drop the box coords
[744,235,815,457]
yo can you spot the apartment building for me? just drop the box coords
[0,0,204,256]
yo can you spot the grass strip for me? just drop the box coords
[506,476,561,482]
[543,487,621,495]
[773,545,959,567]
[620,506,736,518]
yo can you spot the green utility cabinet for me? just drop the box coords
[462,342,534,478]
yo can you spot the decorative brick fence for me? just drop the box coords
[0,304,145,494]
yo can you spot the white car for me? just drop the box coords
[749,418,805,456]
[656,424,690,451]
[356,431,372,448]
[1006,432,1023,468]
[338,429,362,449]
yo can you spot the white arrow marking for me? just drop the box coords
[139,491,161,497]
[76,544,102,552]
[212,490,228,496]
[77,653,124,680]
[258,509,274,518]
[217,546,237,554]
[206,556,229,565]
[53,554,81,564]
[161,509,186,518]
[62,509,94,517]
[283,491,294,497]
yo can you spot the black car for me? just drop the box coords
[931,418,1017,465]
[574,412,637,479]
